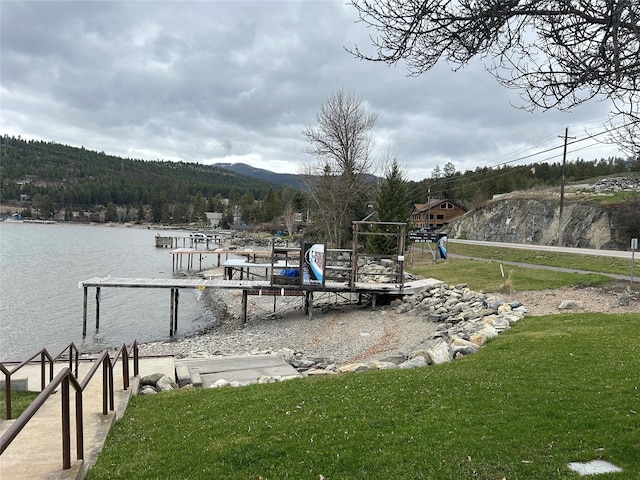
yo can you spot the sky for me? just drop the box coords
[0,0,627,181]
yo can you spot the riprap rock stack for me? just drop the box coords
[300,283,527,375]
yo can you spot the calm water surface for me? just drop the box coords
[0,223,215,361]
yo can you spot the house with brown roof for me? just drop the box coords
[411,199,467,230]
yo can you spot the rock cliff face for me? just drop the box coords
[447,197,625,249]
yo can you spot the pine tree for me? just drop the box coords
[367,159,411,255]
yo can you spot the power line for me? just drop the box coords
[422,120,635,189]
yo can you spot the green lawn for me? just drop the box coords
[408,256,612,292]
[0,390,40,420]
[87,313,639,479]
[445,242,633,276]
[405,240,633,292]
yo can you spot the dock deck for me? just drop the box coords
[80,276,441,337]
[169,248,271,272]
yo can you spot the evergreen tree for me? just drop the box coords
[105,202,118,222]
[172,202,189,224]
[261,188,282,223]
[220,205,235,229]
[191,191,207,224]
[367,159,411,255]
[137,202,145,223]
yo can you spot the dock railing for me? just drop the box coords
[0,341,139,470]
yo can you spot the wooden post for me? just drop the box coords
[95,287,100,330]
[242,290,248,326]
[351,223,359,290]
[82,286,88,337]
[170,289,175,336]
[173,289,179,334]
[304,291,313,317]
[398,224,406,290]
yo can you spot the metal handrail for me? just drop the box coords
[0,341,139,470]
[111,343,130,391]
[1,348,55,420]
[129,340,140,377]
[54,342,80,378]
[79,349,114,415]
[0,367,84,470]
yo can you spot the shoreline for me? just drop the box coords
[137,283,640,366]
[138,286,440,365]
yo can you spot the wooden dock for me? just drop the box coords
[169,248,270,272]
[80,276,441,338]
[91,222,436,339]
[155,233,227,250]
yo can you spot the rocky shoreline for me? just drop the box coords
[137,231,639,391]
[138,282,531,390]
[287,283,527,376]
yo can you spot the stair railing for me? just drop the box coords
[0,341,138,470]
[1,348,55,420]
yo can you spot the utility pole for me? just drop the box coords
[557,127,575,247]
[426,186,431,230]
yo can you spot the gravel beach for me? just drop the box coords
[138,281,639,365]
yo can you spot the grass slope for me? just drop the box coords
[408,256,612,292]
[445,242,632,276]
[0,391,40,420]
[87,313,639,480]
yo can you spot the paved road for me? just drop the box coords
[449,239,636,259]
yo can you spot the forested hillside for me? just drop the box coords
[1,134,638,228]
[405,157,639,207]
[0,136,277,206]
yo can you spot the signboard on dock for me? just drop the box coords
[302,243,325,286]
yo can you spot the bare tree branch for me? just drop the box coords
[302,90,378,247]
[349,0,640,152]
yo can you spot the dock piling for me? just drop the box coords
[82,287,88,337]
[95,287,101,330]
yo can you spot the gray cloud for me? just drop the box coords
[1,1,622,182]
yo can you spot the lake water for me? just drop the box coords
[0,222,216,361]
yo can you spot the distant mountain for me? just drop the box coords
[216,163,306,189]
[216,162,385,189]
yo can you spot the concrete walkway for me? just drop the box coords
[175,354,301,388]
[0,353,300,479]
[0,356,174,480]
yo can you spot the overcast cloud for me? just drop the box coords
[0,0,625,181]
